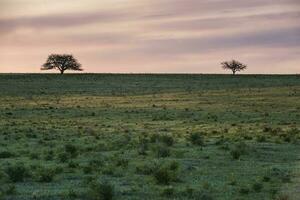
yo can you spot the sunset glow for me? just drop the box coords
[1,0,300,73]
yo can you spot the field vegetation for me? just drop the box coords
[0,74,300,200]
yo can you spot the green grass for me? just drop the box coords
[0,74,300,200]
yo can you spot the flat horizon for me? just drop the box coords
[0,72,299,75]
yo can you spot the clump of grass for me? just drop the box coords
[44,150,54,161]
[153,161,180,185]
[263,126,272,133]
[183,187,213,200]
[0,184,16,196]
[279,128,299,143]
[5,162,29,182]
[256,135,267,143]
[35,167,56,182]
[262,175,271,182]
[252,181,263,192]
[153,166,177,185]
[0,171,8,183]
[161,186,174,197]
[83,158,105,174]
[102,165,115,176]
[187,132,204,146]
[138,143,148,156]
[215,136,226,145]
[57,152,69,163]
[29,152,39,160]
[137,136,149,155]
[153,144,171,158]
[239,186,250,195]
[115,158,128,168]
[270,167,291,183]
[159,134,174,146]
[0,151,15,159]
[66,189,78,199]
[135,160,180,185]
[68,160,79,169]
[275,194,290,200]
[88,181,114,200]
[168,160,180,171]
[65,144,78,158]
[135,161,159,175]
[149,133,160,143]
[230,141,248,160]
[230,149,242,160]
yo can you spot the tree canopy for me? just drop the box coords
[221,60,247,75]
[41,54,82,74]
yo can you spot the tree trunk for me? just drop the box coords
[232,71,236,75]
[60,70,64,74]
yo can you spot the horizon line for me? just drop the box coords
[0,72,299,76]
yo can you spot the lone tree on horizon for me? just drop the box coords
[221,60,247,75]
[41,54,82,74]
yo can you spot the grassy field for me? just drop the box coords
[0,74,300,200]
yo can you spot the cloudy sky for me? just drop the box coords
[0,0,299,73]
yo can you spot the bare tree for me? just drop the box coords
[221,60,247,75]
[41,54,82,74]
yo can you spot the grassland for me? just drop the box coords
[0,74,300,200]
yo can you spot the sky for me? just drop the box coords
[0,0,300,74]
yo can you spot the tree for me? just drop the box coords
[221,60,247,75]
[41,54,82,74]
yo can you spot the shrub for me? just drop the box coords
[91,158,105,167]
[68,161,79,169]
[153,162,179,185]
[65,144,78,158]
[230,141,248,160]
[44,150,54,161]
[276,194,290,200]
[150,133,160,143]
[138,143,148,156]
[188,133,204,146]
[230,149,242,160]
[5,163,29,182]
[135,161,159,175]
[262,175,271,182]
[83,165,94,174]
[67,189,78,199]
[88,181,114,200]
[84,158,104,173]
[36,167,55,182]
[184,186,195,198]
[102,166,115,176]
[215,137,226,145]
[160,134,174,146]
[270,168,291,183]
[153,144,171,158]
[153,167,175,185]
[263,127,272,133]
[0,171,8,183]
[256,135,267,143]
[183,187,213,200]
[161,186,174,197]
[235,141,248,153]
[169,161,180,171]
[58,152,69,163]
[0,184,16,195]
[198,192,214,200]
[252,182,263,192]
[29,152,39,160]
[0,151,15,159]
[239,186,250,195]
[115,158,128,168]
